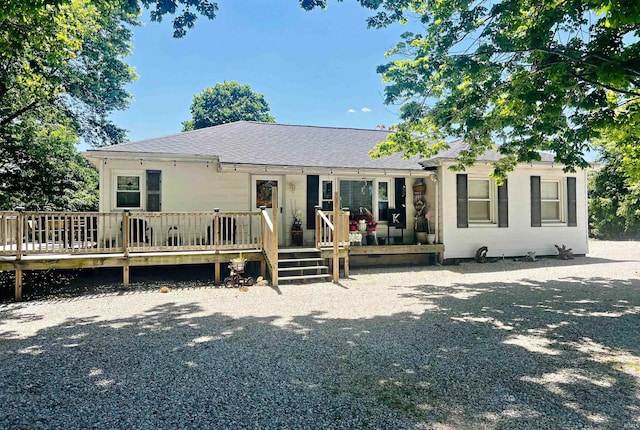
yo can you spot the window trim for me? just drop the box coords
[540,179,564,223]
[331,178,394,223]
[377,179,391,222]
[467,177,496,225]
[113,170,145,210]
[320,178,335,212]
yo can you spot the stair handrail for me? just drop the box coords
[315,206,334,247]
[260,205,278,286]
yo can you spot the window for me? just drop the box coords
[468,179,492,222]
[116,175,141,208]
[378,181,389,221]
[321,180,334,211]
[114,170,162,210]
[340,180,373,215]
[541,181,560,221]
[457,174,508,228]
[531,176,575,227]
[146,170,161,211]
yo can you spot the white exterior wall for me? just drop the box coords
[98,159,250,212]
[439,163,589,259]
[94,157,432,247]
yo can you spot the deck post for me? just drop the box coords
[213,208,220,248]
[272,187,278,287]
[332,192,339,283]
[314,205,321,248]
[214,262,220,284]
[122,209,130,287]
[14,207,24,301]
[342,208,350,278]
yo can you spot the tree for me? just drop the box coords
[588,116,640,239]
[303,1,640,178]
[0,109,99,211]
[182,81,275,131]
[0,0,218,209]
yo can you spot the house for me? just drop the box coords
[83,121,589,262]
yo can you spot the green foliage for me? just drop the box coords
[305,1,639,179]
[589,128,640,239]
[182,81,275,131]
[0,109,99,210]
[1,0,217,210]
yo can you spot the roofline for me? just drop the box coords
[426,157,557,165]
[94,120,392,149]
[84,151,218,162]
[218,162,427,176]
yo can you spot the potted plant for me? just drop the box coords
[230,253,246,272]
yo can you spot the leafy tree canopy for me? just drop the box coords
[304,0,640,178]
[0,0,217,209]
[182,81,275,131]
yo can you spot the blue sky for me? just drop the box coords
[109,1,411,145]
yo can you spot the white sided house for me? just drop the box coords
[84,121,588,262]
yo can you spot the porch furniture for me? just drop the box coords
[348,232,362,245]
[207,217,236,245]
[128,218,152,245]
[166,225,181,246]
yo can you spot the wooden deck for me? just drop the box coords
[348,244,444,261]
[0,204,354,300]
[0,204,444,301]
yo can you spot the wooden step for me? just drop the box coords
[279,257,323,264]
[278,265,329,272]
[278,273,332,282]
[278,247,319,254]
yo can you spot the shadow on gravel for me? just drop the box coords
[348,255,629,277]
[0,276,639,429]
[0,262,265,303]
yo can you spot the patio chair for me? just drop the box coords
[206,217,236,245]
[125,218,153,245]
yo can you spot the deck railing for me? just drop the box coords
[315,209,350,248]
[0,212,18,254]
[0,209,263,256]
[123,210,261,252]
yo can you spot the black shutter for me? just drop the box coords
[531,176,541,227]
[456,174,468,228]
[497,179,508,228]
[567,177,577,227]
[394,178,407,228]
[306,175,319,230]
[146,170,161,212]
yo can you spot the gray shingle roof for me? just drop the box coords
[419,141,556,167]
[89,121,426,171]
[88,121,557,170]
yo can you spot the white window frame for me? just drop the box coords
[333,178,393,223]
[113,171,145,210]
[541,179,564,223]
[376,179,392,223]
[468,178,496,224]
[320,177,335,212]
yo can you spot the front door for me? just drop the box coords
[252,175,284,244]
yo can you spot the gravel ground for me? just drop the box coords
[0,240,638,429]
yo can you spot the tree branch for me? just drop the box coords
[0,100,40,126]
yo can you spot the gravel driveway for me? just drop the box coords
[1,240,638,429]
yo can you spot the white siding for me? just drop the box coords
[440,163,589,259]
[99,159,251,212]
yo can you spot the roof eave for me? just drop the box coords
[84,150,219,162]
